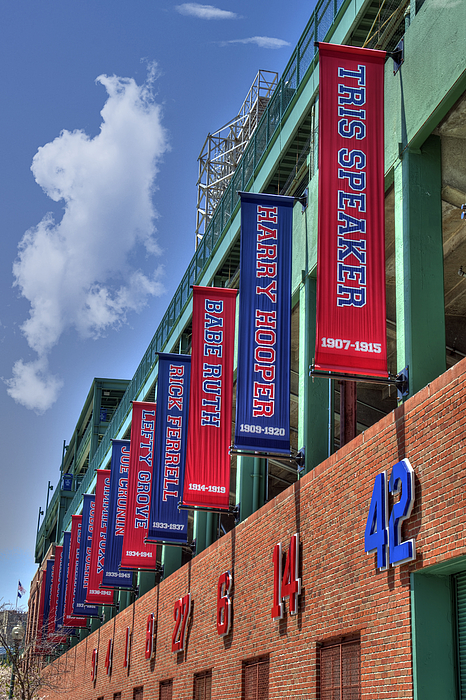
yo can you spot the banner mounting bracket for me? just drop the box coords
[229,447,305,472]
[309,365,409,399]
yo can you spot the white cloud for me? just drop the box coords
[221,36,290,49]
[6,67,168,412]
[175,3,238,19]
[5,358,63,415]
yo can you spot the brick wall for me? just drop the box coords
[41,357,466,700]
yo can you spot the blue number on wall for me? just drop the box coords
[388,458,415,566]
[364,471,388,570]
[365,458,415,570]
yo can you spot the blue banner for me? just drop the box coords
[147,353,190,543]
[55,533,78,635]
[235,192,293,453]
[102,440,134,589]
[41,559,54,641]
[73,495,99,617]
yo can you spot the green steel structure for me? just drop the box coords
[32,0,466,687]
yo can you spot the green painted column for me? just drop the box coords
[205,512,217,548]
[90,614,100,633]
[411,573,456,700]
[193,509,220,554]
[138,570,155,597]
[90,381,102,460]
[161,545,182,578]
[102,604,112,623]
[235,455,267,522]
[194,510,208,554]
[118,588,131,612]
[299,275,332,472]
[394,135,446,397]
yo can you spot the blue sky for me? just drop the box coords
[0,0,316,607]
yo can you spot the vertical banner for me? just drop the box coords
[86,470,114,605]
[102,440,134,589]
[65,515,91,624]
[73,496,99,617]
[183,286,237,509]
[315,43,387,377]
[47,548,61,638]
[40,560,54,646]
[35,568,47,653]
[55,534,73,633]
[148,353,191,543]
[235,192,293,453]
[62,528,88,628]
[47,548,67,643]
[120,402,159,570]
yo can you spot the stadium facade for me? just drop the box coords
[26,0,466,698]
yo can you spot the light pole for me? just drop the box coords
[45,482,53,511]
[8,623,24,699]
[36,508,44,534]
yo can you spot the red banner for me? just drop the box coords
[86,470,114,605]
[183,286,237,509]
[120,402,159,570]
[64,515,88,627]
[315,43,387,377]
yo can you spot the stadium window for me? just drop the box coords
[318,637,360,700]
[113,694,121,700]
[160,678,173,700]
[133,686,144,700]
[242,655,269,700]
[194,669,212,700]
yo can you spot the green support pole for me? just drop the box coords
[236,455,267,522]
[90,382,102,460]
[299,275,332,472]
[90,614,100,633]
[193,508,220,554]
[193,510,208,554]
[394,135,446,397]
[161,545,183,578]
[119,588,131,612]
[79,626,89,641]
[205,512,216,548]
[138,570,155,597]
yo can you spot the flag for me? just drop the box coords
[315,43,387,377]
[147,353,191,544]
[73,497,99,617]
[182,286,237,509]
[17,581,26,598]
[120,402,159,570]
[235,192,293,453]
[101,440,134,588]
[86,470,114,604]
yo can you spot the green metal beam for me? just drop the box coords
[394,135,446,396]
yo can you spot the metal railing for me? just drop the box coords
[59,0,350,536]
